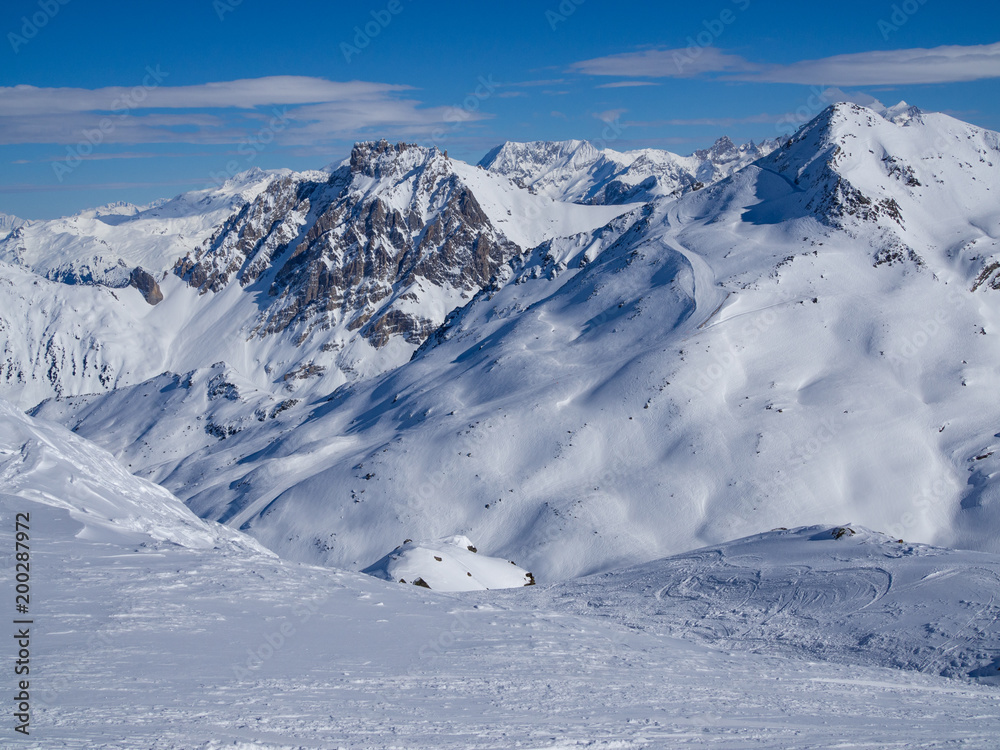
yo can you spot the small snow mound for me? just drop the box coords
[804,524,893,544]
[362,536,535,592]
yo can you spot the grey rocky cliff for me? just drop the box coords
[129,267,163,305]
[175,141,520,350]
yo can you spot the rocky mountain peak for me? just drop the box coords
[349,140,443,178]
[700,135,738,161]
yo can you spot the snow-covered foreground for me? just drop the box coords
[3,404,999,748]
[6,498,1000,749]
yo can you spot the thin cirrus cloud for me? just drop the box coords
[571,42,1000,86]
[594,108,628,124]
[0,75,488,146]
[595,81,661,89]
[572,47,758,78]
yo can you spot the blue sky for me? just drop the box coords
[2,0,998,218]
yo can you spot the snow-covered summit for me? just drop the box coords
[0,211,26,236]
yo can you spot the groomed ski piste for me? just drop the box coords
[3,400,1000,749]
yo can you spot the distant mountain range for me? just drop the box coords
[478,135,780,204]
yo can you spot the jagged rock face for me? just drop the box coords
[129,267,163,305]
[174,174,316,294]
[175,141,519,349]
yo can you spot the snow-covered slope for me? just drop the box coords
[479,135,779,205]
[497,524,1000,681]
[0,397,256,551]
[5,487,1000,747]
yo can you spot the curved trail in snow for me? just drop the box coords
[659,201,730,334]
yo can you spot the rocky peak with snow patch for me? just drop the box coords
[174,141,521,349]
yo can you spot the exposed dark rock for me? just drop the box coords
[129,267,163,305]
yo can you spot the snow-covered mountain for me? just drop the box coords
[0,169,281,287]
[26,102,1000,584]
[174,140,628,349]
[0,211,25,238]
[479,135,780,205]
[0,396,257,552]
[0,144,632,406]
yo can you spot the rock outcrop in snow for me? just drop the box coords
[362,535,535,591]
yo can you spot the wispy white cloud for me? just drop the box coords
[595,81,661,89]
[571,42,1000,86]
[0,179,205,193]
[0,76,410,116]
[498,78,568,88]
[0,76,488,146]
[594,108,627,124]
[14,150,227,164]
[626,113,784,128]
[748,42,1000,85]
[572,47,758,78]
